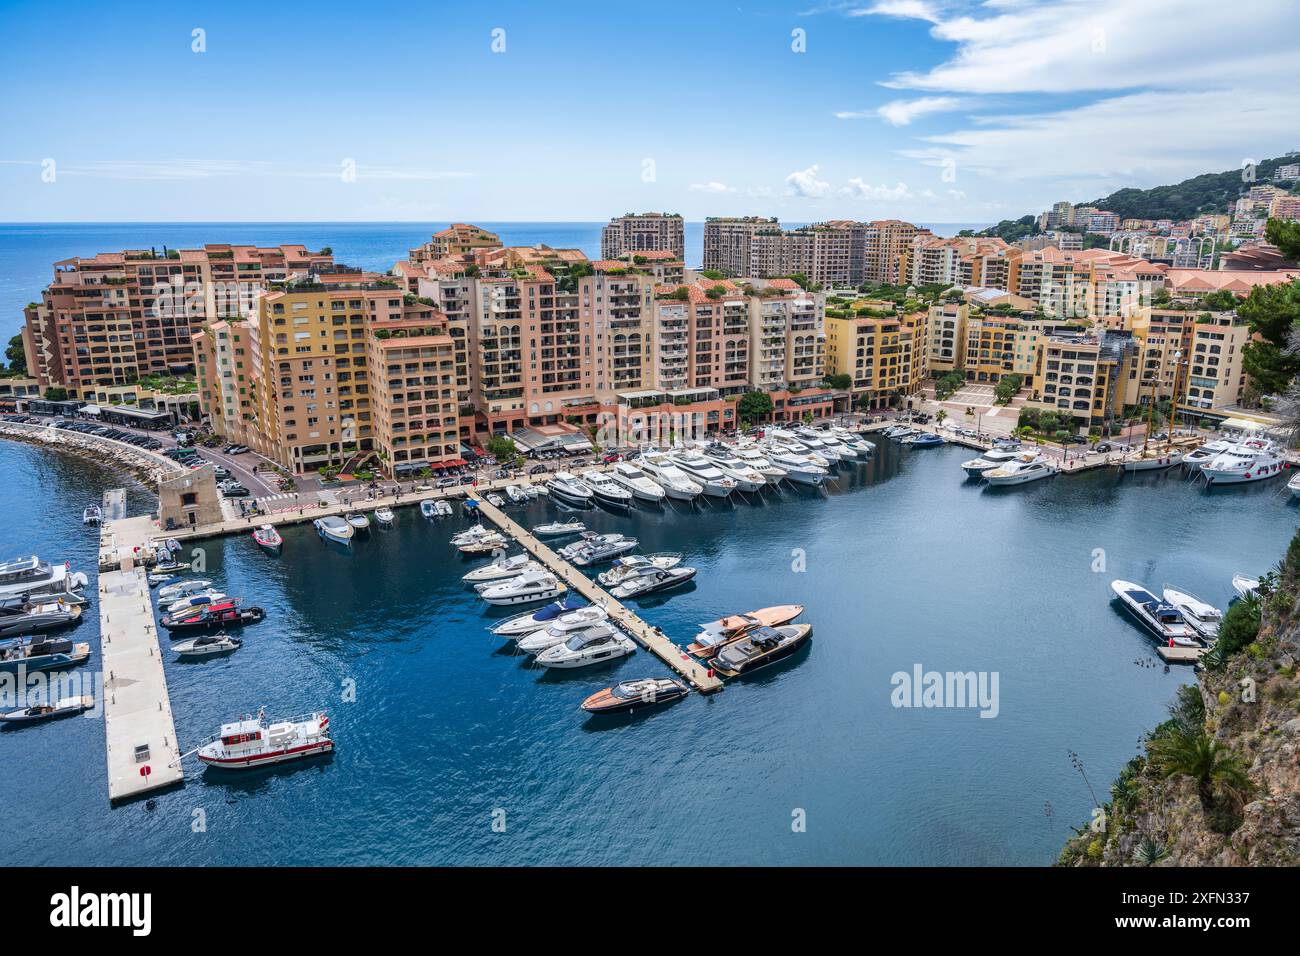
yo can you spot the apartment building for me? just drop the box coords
[746,278,825,393]
[408,223,501,263]
[903,236,1016,289]
[1123,308,1193,406]
[702,216,781,277]
[825,309,927,408]
[600,213,685,260]
[23,244,333,403]
[649,280,751,394]
[863,220,930,285]
[1180,313,1251,414]
[1036,331,1134,428]
[1013,248,1165,318]
[584,260,657,394]
[927,301,968,374]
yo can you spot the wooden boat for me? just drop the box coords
[708,623,812,678]
[687,604,804,656]
[580,678,688,715]
[252,524,283,554]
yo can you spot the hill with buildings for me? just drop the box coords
[1086,154,1300,222]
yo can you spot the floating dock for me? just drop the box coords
[1156,644,1206,664]
[473,498,725,694]
[98,511,184,802]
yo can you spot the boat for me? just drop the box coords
[762,446,828,486]
[902,432,945,447]
[479,569,566,606]
[346,512,370,532]
[638,450,703,500]
[0,556,83,601]
[596,553,682,587]
[1120,449,1183,472]
[532,520,586,538]
[0,599,82,638]
[161,600,265,634]
[157,578,214,603]
[1183,439,1234,469]
[147,572,176,587]
[195,709,333,770]
[489,594,590,636]
[1232,573,1260,600]
[558,532,638,566]
[829,427,875,455]
[1110,580,1198,645]
[461,553,536,584]
[701,444,767,491]
[523,484,544,500]
[687,604,805,656]
[174,633,243,658]
[516,610,614,654]
[0,695,95,724]
[164,590,227,615]
[545,471,596,507]
[581,469,635,509]
[252,524,283,554]
[313,515,354,544]
[374,506,395,526]
[775,427,840,463]
[485,493,506,507]
[435,499,453,516]
[610,565,697,599]
[534,625,637,669]
[505,484,527,504]
[669,451,737,497]
[983,453,1055,486]
[1289,471,1300,499]
[960,446,1022,478]
[731,443,788,481]
[82,505,101,527]
[881,425,915,440]
[580,678,689,715]
[0,635,91,674]
[1201,440,1286,485]
[450,524,496,546]
[708,623,813,677]
[608,461,667,503]
[1162,587,1223,643]
[420,499,438,518]
[459,534,507,555]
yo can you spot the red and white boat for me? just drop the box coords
[196,709,333,770]
[252,524,283,554]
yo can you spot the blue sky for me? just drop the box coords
[1,0,1296,223]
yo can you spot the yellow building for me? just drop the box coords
[825,310,926,408]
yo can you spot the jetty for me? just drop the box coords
[98,508,184,802]
[1157,644,1206,664]
[472,498,724,694]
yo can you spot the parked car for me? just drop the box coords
[602,452,622,464]
[436,477,458,489]
[221,485,250,498]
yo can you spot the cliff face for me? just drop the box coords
[1060,539,1300,866]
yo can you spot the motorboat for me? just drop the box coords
[1201,440,1285,485]
[580,678,689,715]
[435,500,454,517]
[489,594,589,636]
[546,471,596,508]
[195,709,333,770]
[147,572,176,587]
[516,609,614,654]
[450,524,496,546]
[709,623,812,677]
[522,484,544,500]
[983,453,1055,486]
[82,505,101,527]
[420,499,440,518]
[346,512,370,533]
[1120,448,1183,472]
[829,427,875,456]
[0,556,83,601]
[459,533,507,555]
[0,636,91,674]
[582,469,635,509]
[1110,580,1197,645]
[174,633,243,658]
[902,432,945,448]
[157,578,214,603]
[486,493,506,508]
[558,533,638,566]
[687,604,805,656]
[1183,439,1234,469]
[532,520,586,538]
[313,515,354,544]
[534,625,636,669]
[881,425,915,440]
[802,429,859,460]
[161,600,265,634]
[961,446,1022,478]
[505,484,527,504]
[1162,587,1223,644]
[766,438,831,469]
[775,428,840,463]
[252,524,283,554]
[479,568,566,605]
[1232,573,1260,600]
[164,590,227,615]
[597,553,682,587]
[669,451,736,497]
[762,446,828,486]
[638,450,703,500]
[700,444,766,492]
[0,600,82,638]
[610,565,697,599]
[374,506,395,526]
[1289,471,1300,499]
[731,443,788,481]
[462,553,537,584]
[0,695,95,724]
[608,462,667,503]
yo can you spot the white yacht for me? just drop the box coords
[781,428,841,463]
[701,444,766,492]
[479,568,567,606]
[768,438,831,469]
[534,625,637,669]
[762,446,828,486]
[797,427,854,460]
[668,451,736,497]
[1162,587,1223,643]
[610,565,697,599]
[961,446,1022,478]
[559,533,638,566]
[0,556,82,601]
[1111,580,1197,645]
[489,595,590,636]
[608,461,667,503]
[532,520,586,538]
[829,427,875,456]
[462,553,536,584]
[597,553,682,587]
[1232,573,1260,600]
[1201,440,1285,485]
[638,450,703,500]
[516,612,613,654]
[450,524,497,547]
[313,516,353,545]
[1289,471,1300,499]
[545,471,595,507]
[983,453,1055,486]
[581,469,635,509]
[731,443,787,481]
[1183,438,1234,469]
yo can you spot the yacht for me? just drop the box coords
[829,427,875,456]
[313,515,353,545]
[0,695,95,725]
[374,506,395,526]
[638,450,703,500]
[701,444,766,492]
[450,524,496,546]
[582,469,635,509]
[762,446,827,486]
[534,626,637,669]
[687,604,805,656]
[903,432,945,448]
[346,512,370,533]
[881,425,915,440]
[462,553,537,584]
[164,590,227,615]
[1110,580,1197,645]
[1232,573,1260,600]
[558,533,638,566]
[1290,471,1300,499]
[0,556,82,601]
[479,569,566,605]
[708,623,812,678]
[731,443,788,481]
[597,553,682,587]
[82,505,101,526]
[610,565,697,599]
[778,428,841,463]
[516,611,613,654]
[195,709,333,770]
[580,677,689,714]
[157,578,214,603]
[961,446,1022,478]
[670,451,736,496]
[608,461,667,503]
[545,471,595,508]
[161,600,265,634]
[0,600,82,639]
[983,453,1055,486]
[174,633,243,658]
[532,520,586,538]
[798,427,856,460]
[1162,587,1223,644]
[458,532,507,555]
[505,484,527,504]
[489,594,590,636]
[767,437,831,469]
[1120,448,1183,472]
[0,635,91,674]
[1183,439,1234,469]
[252,524,283,554]
[1201,440,1285,485]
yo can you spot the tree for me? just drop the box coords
[823,373,852,390]
[1240,279,1300,394]
[4,334,26,374]
[855,393,873,412]
[1265,218,1300,260]
[43,386,68,401]
[737,391,773,423]
[1149,727,1252,815]
[993,373,1023,405]
[486,435,518,462]
[933,371,965,401]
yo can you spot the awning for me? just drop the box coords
[82,405,102,415]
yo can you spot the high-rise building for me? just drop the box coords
[702,216,781,277]
[408,223,501,263]
[862,220,929,284]
[600,213,685,260]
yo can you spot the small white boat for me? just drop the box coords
[486,493,506,507]
[505,485,527,504]
[82,506,101,527]
[1232,573,1260,600]
[1120,448,1183,472]
[609,462,667,503]
[374,507,395,525]
[1162,587,1223,643]
[165,590,228,615]
[462,553,536,584]
[195,709,333,770]
[346,512,370,532]
[534,625,636,669]
[0,695,95,724]
[961,447,1021,478]
[1111,580,1197,645]
[489,595,591,636]
[147,572,176,587]
[174,633,243,658]
[479,569,566,606]
[450,524,496,546]
[157,578,214,602]
[1288,471,1300,499]
[435,500,454,517]
[314,515,354,544]
[597,553,682,587]
[252,524,282,553]
[516,609,613,654]
[420,500,438,518]
[532,521,586,538]
[582,469,635,509]
[983,453,1055,486]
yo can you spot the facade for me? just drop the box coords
[702,216,782,277]
[1035,332,1134,428]
[1180,313,1252,415]
[600,213,685,260]
[409,224,501,263]
[825,311,926,408]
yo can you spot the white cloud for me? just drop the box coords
[785,164,832,198]
[38,159,473,182]
[851,0,941,22]
[876,96,965,126]
[689,181,737,193]
[841,179,914,201]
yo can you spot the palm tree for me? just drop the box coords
[1149,728,1252,813]
[1132,837,1170,866]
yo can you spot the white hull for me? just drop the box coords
[1121,451,1182,472]
[199,740,333,769]
[482,586,566,606]
[984,467,1053,486]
